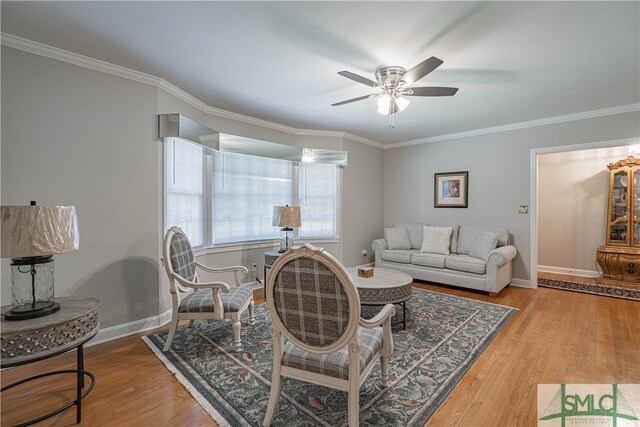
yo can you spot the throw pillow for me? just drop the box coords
[420,226,452,255]
[450,224,460,253]
[469,232,500,260]
[384,227,411,250]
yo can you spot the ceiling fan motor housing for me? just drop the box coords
[375,66,406,88]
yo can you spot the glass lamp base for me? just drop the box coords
[7,256,59,321]
[279,227,294,253]
[4,301,60,321]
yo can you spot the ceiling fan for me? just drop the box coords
[331,56,458,127]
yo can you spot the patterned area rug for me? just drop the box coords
[143,288,516,426]
[538,277,640,301]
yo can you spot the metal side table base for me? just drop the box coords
[1,297,100,426]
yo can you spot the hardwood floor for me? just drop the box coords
[2,282,639,426]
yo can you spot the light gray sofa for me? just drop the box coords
[372,223,517,295]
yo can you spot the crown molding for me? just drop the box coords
[1,32,384,149]
[385,103,640,149]
[1,32,162,87]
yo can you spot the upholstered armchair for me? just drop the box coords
[263,244,396,426]
[162,226,255,352]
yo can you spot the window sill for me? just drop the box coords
[193,237,341,256]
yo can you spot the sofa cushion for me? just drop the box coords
[469,232,499,260]
[450,225,460,253]
[457,225,509,255]
[420,226,452,255]
[445,254,487,274]
[384,227,411,250]
[381,249,419,264]
[411,252,447,268]
[395,223,425,250]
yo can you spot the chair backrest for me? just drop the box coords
[163,227,197,291]
[266,244,360,354]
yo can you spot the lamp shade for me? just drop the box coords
[272,205,301,228]
[1,205,79,258]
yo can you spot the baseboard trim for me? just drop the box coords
[510,278,535,288]
[88,281,263,347]
[353,262,374,268]
[89,309,172,347]
[538,265,599,278]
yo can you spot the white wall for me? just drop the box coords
[384,112,640,283]
[538,146,633,275]
[1,45,385,334]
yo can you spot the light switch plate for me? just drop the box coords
[519,205,529,214]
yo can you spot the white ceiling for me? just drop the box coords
[2,1,639,144]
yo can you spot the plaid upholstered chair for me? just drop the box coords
[263,244,396,426]
[162,226,255,352]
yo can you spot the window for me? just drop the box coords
[165,138,339,247]
[165,138,204,247]
[299,162,337,237]
[212,150,292,244]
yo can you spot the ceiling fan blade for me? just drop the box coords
[401,57,444,86]
[331,93,378,106]
[337,71,379,87]
[402,87,458,97]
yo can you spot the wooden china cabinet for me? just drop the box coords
[596,155,640,286]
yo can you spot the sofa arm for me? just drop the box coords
[372,238,388,267]
[487,245,517,267]
[486,245,517,292]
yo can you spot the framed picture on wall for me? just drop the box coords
[434,171,468,208]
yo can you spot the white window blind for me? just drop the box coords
[212,151,292,244]
[299,162,338,238]
[165,138,204,247]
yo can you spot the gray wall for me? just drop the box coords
[342,138,385,267]
[1,47,163,328]
[1,46,385,330]
[384,112,640,282]
[538,146,631,274]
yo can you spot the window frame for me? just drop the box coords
[163,138,342,251]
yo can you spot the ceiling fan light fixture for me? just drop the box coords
[395,96,410,112]
[376,94,391,115]
[332,56,457,127]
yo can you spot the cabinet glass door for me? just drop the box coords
[609,170,629,244]
[634,169,640,246]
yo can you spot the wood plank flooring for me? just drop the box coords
[2,280,639,426]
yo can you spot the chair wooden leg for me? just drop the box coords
[348,381,360,426]
[163,311,179,352]
[249,299,255,325]
[188,319,195,327]
[263,365,282,426]
[380,356,389,382]
[232,318,242,352]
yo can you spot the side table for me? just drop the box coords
[264,250,283,291]
[1,296,100,426]
[345,267,413,329]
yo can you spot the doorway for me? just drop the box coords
[530,137,640,288]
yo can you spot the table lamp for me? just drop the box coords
[1,202,79,320]
[272,205,301,253]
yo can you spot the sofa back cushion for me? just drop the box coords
[420,226,452,255]
[394,223,425,250]
[468,232,500,260]
[457,225,509,255]
[384,227,412,250]
[450,225,460,253]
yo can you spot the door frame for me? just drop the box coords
[529,137,640,288]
